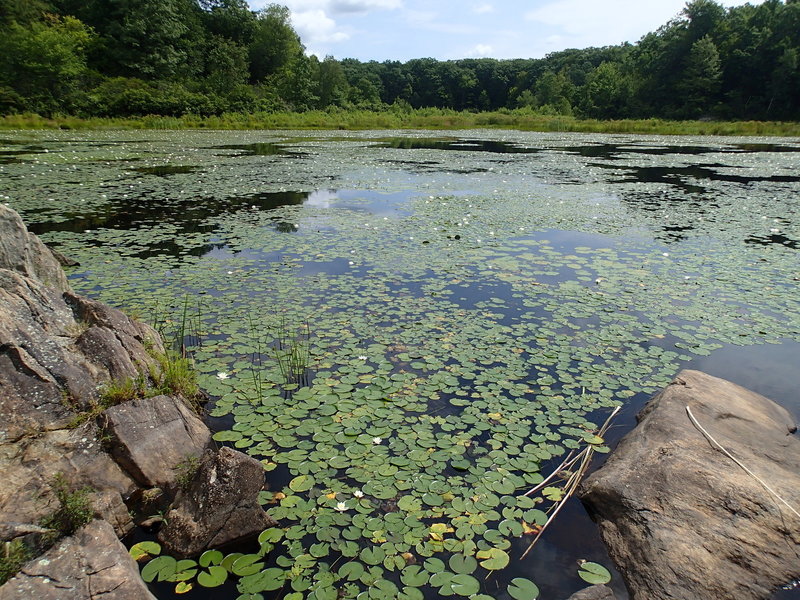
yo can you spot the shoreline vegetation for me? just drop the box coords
[2,109,800,137]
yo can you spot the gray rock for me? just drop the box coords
[580,369,800,600]
[0,422,137,539]
[158,447,275,558]
[0,519,156,600]
[0,204,70,292]
[102,395,211,489]
[565,585,617,600]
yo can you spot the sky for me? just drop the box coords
[246,0,763,62]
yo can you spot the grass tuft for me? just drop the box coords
[39,474,94,539]
[0,540,32,585]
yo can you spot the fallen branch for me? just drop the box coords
[520,405,621,560]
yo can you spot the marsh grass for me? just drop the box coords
[273,319,311,389]
[2,109,798,136]
[244,314,313,402]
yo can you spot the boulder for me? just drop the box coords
[565,586,617,600]
[0,203,70,292]
[158,447,275,558]
[0,519,156,600]
[101,395,211,489]
[580,369,800,600]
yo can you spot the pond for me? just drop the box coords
[2,130,799,600]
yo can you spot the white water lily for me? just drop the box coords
[372,437,382,444]
[358,355,368,360]
[334,501,348,512]
[353,490,364,498]
[216,372,229,380]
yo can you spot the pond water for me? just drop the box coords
[2,130,799,600]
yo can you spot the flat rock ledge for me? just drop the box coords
[580,369,800,600]
[102,394,212,490]
[0,519,155,600]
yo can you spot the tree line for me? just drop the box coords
[0,0,798,121]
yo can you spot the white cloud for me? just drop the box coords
[524,0,687,44]
[466,43,493,57]
[472,3,494,14]
[291,9,350,47]
[330,0,402,14]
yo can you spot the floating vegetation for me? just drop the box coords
[134,165,201,177]
[3,129,799,599]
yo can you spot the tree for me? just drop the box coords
[679,35,722,117]
[0,0,54,24]
[580,61,631,118]
[0,14,95,114]
[94,0,199,79]
[203,35,249,93]
[533,70,574,114]
[248,4,303,83]
[317,55,349,108]
[200,0,256,45]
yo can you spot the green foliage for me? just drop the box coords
[0,540,33,585]
[100,374,149,405]
[39,474,93,538]
[0,0,797,120]
[0,14,95,115]
[679,35,722,117]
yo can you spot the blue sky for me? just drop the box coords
[247,0,762,62]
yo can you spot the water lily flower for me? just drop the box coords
[358,355,368,360]
[373,437,383,444]
[334,501,348,512]
[353,490,364,498]
[216,372,229,380]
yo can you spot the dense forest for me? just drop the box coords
[0,0,798,121]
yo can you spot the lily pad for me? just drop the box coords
[578,561,612,585]
[508,577,540,600]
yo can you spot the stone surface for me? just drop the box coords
[158,447,275,558]
[0,203,70,292]
[565,585,617,600]
[0,519,156,600]
[0,422,137,537]
[580,369,800,600]
[102,395,211,489]
[0,205,160,537]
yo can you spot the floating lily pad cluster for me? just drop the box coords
[3,129,799,599]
